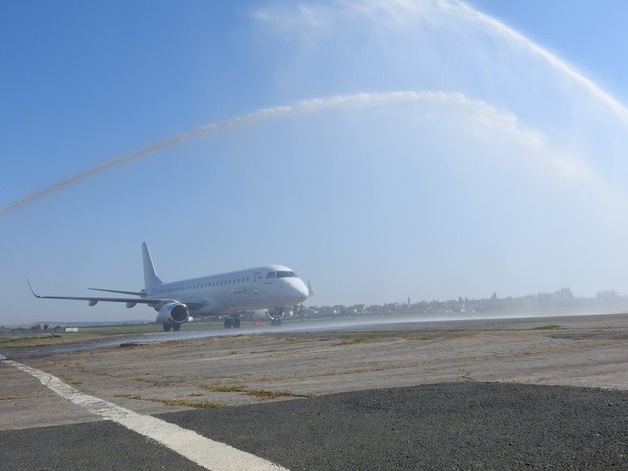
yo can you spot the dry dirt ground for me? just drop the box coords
[3,313,628,431]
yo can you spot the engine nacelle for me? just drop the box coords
[156,302,190,325]
[266,307,286,321]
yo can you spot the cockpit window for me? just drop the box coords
[266,271,298,279]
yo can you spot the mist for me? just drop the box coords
[236,0,628,302]
[4,0,628,323]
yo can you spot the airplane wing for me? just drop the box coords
[89,287,145,296]
[27,279,207,309]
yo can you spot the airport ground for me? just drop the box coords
[2,313,628,469]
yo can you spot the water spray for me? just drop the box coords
[0,91,505,218]
[460,1,628,124]
[4,1,628,218]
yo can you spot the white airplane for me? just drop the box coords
[29,242,311,331]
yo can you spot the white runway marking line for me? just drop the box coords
[0,354,289,471]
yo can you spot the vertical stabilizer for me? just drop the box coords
[142,242,163,288]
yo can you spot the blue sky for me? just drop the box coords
[2,0,628,325]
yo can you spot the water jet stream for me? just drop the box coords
[461,1,628,124]
[4,2,628,219]
[0,91,509,218]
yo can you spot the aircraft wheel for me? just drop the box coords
[233,318,241,328]
[173,324,181,331]
[224,318,233,329]
[163,324,171,332]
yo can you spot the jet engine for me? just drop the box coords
[156,302,189,332]
[266,307,286,326]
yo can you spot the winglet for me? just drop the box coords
[27,278,42,298]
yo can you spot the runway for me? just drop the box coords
[2,313,628,469]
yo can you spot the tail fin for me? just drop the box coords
[142,242,163,288]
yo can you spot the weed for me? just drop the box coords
[115,394,221,409]
[335,335,377,346]
[198,383,246,393]
[533,325,561,331]
[54,373,83,388]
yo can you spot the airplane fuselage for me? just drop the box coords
[146,264,309,316]
[29,243,311,331]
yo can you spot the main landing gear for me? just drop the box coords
[163,323,181,332]
[223,315,241,329]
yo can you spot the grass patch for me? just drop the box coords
[202,384,246,393]
[161,398,221,408]
[54,373,83,388]
[0,335,105,348]
[335,335,378,346]
[197,384,301,399]
[533,324,561,331]
[116,394,221,409]
[0,321,255,348]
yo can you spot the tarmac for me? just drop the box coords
[2,313,628,469]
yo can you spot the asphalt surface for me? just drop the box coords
[2,313,628,470]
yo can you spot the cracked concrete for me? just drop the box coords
[3,313,628,430]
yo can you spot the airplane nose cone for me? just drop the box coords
[292,278,310,302]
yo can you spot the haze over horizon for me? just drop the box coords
[3,0,628,324]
